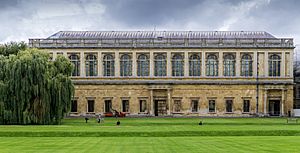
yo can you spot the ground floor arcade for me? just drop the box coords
[70,84,293,117]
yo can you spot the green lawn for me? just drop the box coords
[0,118,299,152]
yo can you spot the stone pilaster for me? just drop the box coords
[236,52,240,76]
[184,51,189,77]
[80,51,85,77]
[115,51,120,77]
[281,52,285,77]
[167,89,172,115]
[202,52,205,76]
[290,50,293,77]
[132,51,137,77]
[167,51,171,77]
[253,51,258,77]
[150,51,154,77]
[98,52,102,77]
[264,51,268,77]
[219,51,223,76]
[281,89,285,116]
[264,89,267,115]
[149,89,153,114]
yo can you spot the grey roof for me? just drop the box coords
[48,31,276,39]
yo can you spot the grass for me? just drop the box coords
[0,117,299,152]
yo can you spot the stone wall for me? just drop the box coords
[72,84,293,116]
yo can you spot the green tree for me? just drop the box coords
[0,47,74,125]
[0,42,27,56]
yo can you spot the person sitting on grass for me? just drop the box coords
[116,120,120,126]
[199,121,203,125]
[85,117,89,123]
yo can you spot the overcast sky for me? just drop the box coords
[1,0,300,44]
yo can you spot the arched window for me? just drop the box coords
[172,54,184,76]
[206,54,218,76]
[189,54,201,76]
[103,54,115,76]
[120,54,132,76]
[69,54,80,76]
[269,54,281,76]
[137,54,149,76]
[223,54,235,76]
[241,54,253,76]
[154,54,166,76]
[85,54,97,76]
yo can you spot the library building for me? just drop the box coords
[29,31,294,117]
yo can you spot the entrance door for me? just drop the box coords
[269,100,280,116]
[154,100,167,116]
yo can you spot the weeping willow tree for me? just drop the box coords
[0,47,74,125]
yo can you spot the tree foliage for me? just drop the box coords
[0,47,74,125]
[0,42,27,56]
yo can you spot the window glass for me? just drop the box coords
[87,100,95,112]
[224,54,235,76]
[120,54,132,76]
[191,100,198,112]
[137,54,149,76]
[172,54,184,76]
[209,100,215,112]
[243,100,250,112]
[269,54,281,76]
[69,54,80,76]
[189,54,201,76]
[139,100,147,112]
[71,100,77,112]
[122,100,129,112]
[154,54,167,76]
[206,54,218,76]
[85,54,97,76]
[103,54,115,76]
[241,54,253,76]
[105,100,112,112]
[226,100,233,112]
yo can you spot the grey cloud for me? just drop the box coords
[101,0,249,29]
[0,0,300,44]
[101,0,204,26]
[0,0,19,8]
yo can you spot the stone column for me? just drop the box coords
[167,89,172,115]
[80,51,85,77]
[202,52,205,76]
[281,89,285,116]
[281,52,285,77]
[264,51,268,77]
[149,89,153,115]
[98,52,102,77]
[290,50,293,77]
[53,51,57,60]
[236,52,240,76]
[253,51,258,77]
[167,52,172,77]
[264,89,267,115]
[184,51,189,77]
[219,51,223,76]
[132,51,137,77]
[150,52,154,77]
[115,51,120,77]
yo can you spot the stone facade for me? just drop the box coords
[29,31,294,116]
